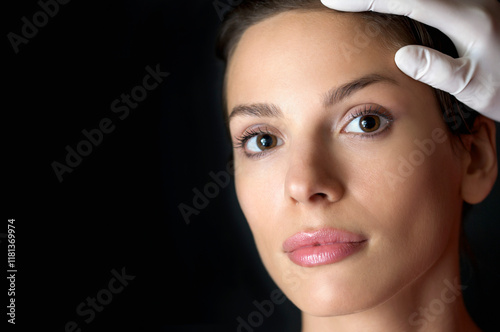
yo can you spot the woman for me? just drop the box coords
[216,0,497,331]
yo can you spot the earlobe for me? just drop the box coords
[461,115,498,204]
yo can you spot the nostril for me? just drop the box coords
[309,192,329,203]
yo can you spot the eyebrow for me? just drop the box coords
[228,73,398,122]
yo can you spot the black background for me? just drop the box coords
[4,0,500,331]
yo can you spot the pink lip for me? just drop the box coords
[283,228,367,267]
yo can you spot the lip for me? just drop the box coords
[283,228,367,267]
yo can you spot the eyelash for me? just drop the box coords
[346,104,394,139]
[233,105,394,158]
[234,126,274,158]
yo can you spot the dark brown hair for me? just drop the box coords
[215,0,478,137]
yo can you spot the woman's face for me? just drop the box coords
[226,10,466,315]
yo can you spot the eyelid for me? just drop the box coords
[233,104,392,159]
[246,134,283,154]
[340,104,394,134]
[233,124,285,158]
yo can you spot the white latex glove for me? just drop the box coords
[321,0,500,122]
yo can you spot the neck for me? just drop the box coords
[301,239,481,332]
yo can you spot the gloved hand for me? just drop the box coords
[321,0,500,122]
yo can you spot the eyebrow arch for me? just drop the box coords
[228,102,283,122]
[322,73,398,108]
[228,73,398,122]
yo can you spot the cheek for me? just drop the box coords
[232,123,465,316]
[234,159,288,262]
[349,128,463,272]
[235,162,276,231]
[288,137,464,315]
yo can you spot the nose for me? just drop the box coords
[284,143,345,206]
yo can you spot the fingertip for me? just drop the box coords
[394,46,429,78]
[394,48,405,68]
[320,0,368,12]
[320,0,333,9]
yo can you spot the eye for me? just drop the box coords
[346,114,381,133]
[344,106,393,135]
[246,133,282,153]
[234,126,285,158]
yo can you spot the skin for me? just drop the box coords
[225,9,497,332]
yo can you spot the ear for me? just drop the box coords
[460,115,498,204]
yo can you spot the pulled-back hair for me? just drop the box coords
[215,0,478,136]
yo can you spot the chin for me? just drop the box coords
[282,271,386,316]
[264,251,419,318]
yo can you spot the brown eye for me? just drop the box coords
[242,129,284,155]
[359,115,381,132]
[344,106,393,136]
[256,134,278,150]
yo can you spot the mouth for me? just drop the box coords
[283,228,367,267]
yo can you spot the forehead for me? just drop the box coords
[226,10,398,111]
